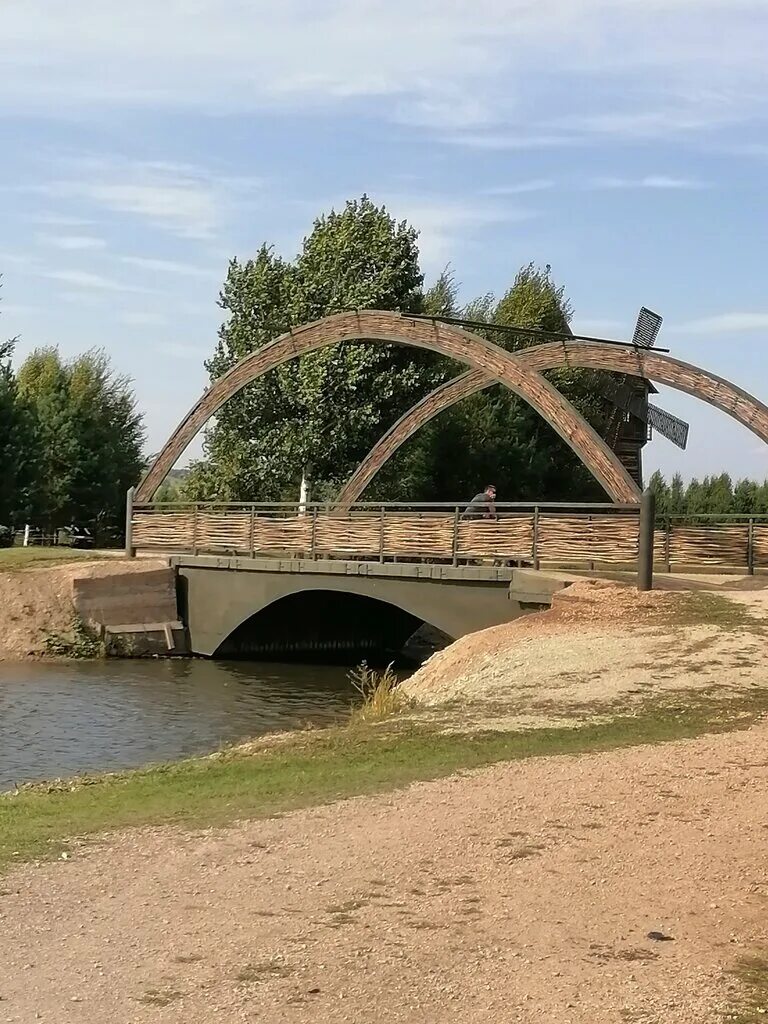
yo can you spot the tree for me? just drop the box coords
[17,348,144,539]
[648,469,670,518]
[374,262,607,502]
[186,196,449,501]
[0,338,29,525]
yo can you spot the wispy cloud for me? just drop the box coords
[157,341,209,361]
[30,158,262,239]
[590,175,708,190]
[119,311,169,327]
[43,269,151,293]
[379,194,536,271]
[119,255,219,279]
[443,133,578,151]
[484,179,555,196]
[36,233,107,250]
[3,0,764,145]
[678,312,768,334]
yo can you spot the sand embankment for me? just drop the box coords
[403,579,768,729]
[0,559,167,660]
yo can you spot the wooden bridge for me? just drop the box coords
[127,498,768,575]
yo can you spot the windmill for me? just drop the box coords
[599,307,689,488]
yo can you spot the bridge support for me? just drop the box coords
[637,488,655,592]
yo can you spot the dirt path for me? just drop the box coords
[1,725,767,1023]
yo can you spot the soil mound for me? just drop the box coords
[403,580,767,723]
[0,559,167,660]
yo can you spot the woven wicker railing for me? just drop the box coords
[129,502,768,572]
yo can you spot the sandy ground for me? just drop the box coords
[1,725,768,1022]
[0,559,167,659]
[404,580,768,728]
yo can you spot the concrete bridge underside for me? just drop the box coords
[173,556,563,661]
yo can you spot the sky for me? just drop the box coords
[1,0,768,484]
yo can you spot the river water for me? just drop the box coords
[0,659,360,791]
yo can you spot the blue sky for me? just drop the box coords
[2,0,768,483]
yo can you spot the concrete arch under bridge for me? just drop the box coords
[137,311,768,508]
[174,556,549,661]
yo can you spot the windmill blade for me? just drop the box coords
[632,307,663,349]
[648,403,689,450]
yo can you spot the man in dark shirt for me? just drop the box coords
[463,484,497,520]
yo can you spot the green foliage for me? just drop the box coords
[647,472,768,519]
[371,262,607,502]
[44,618,124,659]
[187,196,449,502]
[15,348,144,539]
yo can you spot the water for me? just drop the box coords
[0,659,360,790]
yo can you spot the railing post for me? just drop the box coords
[310,506,318,560]
[451,505,460,566]
[638,488,655,592]
[748,517,755,575]
[192,503,199,556]
[379,506,385,563]
[532,505,540,570]
[249,506,256,559]
[664,515,671,573]
[125,486,136,558]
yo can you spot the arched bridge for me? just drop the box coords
[173,554,564,661]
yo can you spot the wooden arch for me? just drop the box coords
[136,311,639,503]
[336,340,768,506]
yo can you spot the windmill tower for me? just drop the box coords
[599,308,689,488]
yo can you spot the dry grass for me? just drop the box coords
[348,663,413,723]
[727,954,768,1022]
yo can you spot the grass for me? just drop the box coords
[2,686,768,876]
[0,546,113,572]
[348,662,412,722]
[726,954,768,1022]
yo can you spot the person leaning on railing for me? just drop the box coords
[462,484,498,521]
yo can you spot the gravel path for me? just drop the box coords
[1,724,767,1022]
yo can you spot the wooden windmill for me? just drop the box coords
[600,307,689,488]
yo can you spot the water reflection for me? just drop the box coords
[0,659,358,790]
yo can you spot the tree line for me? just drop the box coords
[0,333,144,542]
[648,471,768,519]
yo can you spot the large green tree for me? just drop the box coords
[17,348,144,539]
[370,263,609,502]
[184,197,449,501]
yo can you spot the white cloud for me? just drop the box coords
[119,255,219,279]
[443,133,578,151]
[380,194,536,271]
[44,269,150,293]
[36,233,107,250]
[30,159,261,239]
[590,175,707,190]
[0,0,765,143]
[119,311,169,327]
[484,179,555,196]
[678,312,768,334]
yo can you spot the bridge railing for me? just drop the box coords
[128,499,768,573]
[129,499,641,568]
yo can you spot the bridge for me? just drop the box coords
[122,308,768,660]
[124,498,767,659]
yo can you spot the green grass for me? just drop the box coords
[2,688,767,875]
[0,546,114,572]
